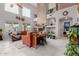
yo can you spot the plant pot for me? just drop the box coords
[53,36,56,39]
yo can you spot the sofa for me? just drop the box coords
[21,31,47,48]
[21,31,32,47]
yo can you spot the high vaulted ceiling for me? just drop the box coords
[30,3,37,7]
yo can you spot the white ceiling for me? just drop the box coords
[30,3,37,7]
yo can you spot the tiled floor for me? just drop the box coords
[0,38,68,56]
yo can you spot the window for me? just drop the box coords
[49,3,56,9]
[5,3,19,14]
[22,7,31,17]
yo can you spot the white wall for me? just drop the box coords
[53,5,78,38]
[0,3,37,28]
[0,3,37,40]
[0,3,37,23]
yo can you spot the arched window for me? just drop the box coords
[22,7,31,17]
[5,3,19,14]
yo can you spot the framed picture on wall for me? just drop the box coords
[64,22,70,31]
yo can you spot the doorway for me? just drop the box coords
[4,23,12,41]
[59,17,73,38]
[4,23,20,41]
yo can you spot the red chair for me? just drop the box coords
[21,32,32,47]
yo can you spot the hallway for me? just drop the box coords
[0,38,68,56]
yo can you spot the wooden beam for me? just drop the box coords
[56,3,59,11]
[77,4,79,12]
[16,3,23,8]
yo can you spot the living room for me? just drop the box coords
[0,3,79,56]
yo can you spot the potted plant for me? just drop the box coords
[0,29,3,40]
[0,29,2,32]
[64,25,79,56]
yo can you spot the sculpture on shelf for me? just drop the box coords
[16,16,25,21]
[50,23,53,26]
